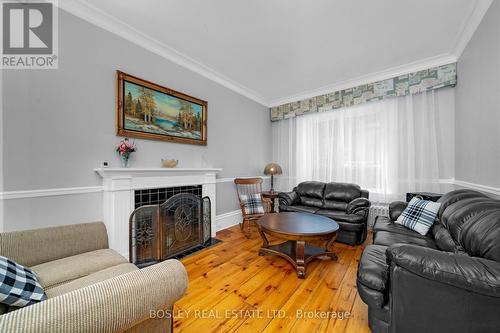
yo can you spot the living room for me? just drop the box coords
[0,0,499,332]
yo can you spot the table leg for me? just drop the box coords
[296,240,306,279]
[324,236,338,261]
[257,227,269,256]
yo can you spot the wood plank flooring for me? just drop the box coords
[173,225,371,333]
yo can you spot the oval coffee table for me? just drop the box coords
[256,212,339,278]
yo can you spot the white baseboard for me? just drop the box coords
[215,209,241,231]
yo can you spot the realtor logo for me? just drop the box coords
[1,0,58,69]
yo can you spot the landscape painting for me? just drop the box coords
[116,71,207,145]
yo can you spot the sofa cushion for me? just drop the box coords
[0,222,109,267]
[295,181,325,199]
[324,182,362,202]
[441,198,500,244]
[316,210,365,224]
[295,182,326,208]
[431,223,462,253]
[437,189,487,218]
[281,205,319,214]
[45,263,138,298]
[374,217,429,239]
[0,256,47,307]
[300,196,324,208]
[460,210,500,262]
[395,197,441,235]
[373,231,437,249]
[31,249,128,289]
[323,200,348,211]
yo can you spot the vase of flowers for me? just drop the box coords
[116,138,137,168]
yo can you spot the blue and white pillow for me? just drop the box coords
[0,256,47,307]
[396,197,441,235]
[240,193,265,215]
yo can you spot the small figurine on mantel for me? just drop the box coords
[161,159,178,168]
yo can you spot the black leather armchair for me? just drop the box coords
[278,181,371,245]
[357,189,500,333]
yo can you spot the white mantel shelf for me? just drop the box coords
[94,167,222,177]
[94,167,221,259]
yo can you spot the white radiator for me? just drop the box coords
[368,204,389,229]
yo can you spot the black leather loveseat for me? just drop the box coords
[278,181,370,245]
[357,189,500,333]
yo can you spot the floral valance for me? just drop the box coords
[270,62,457,121]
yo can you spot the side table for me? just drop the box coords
[262,191,280,213]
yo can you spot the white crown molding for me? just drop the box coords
[268,53,457,107]
[451,0,493,58]
[55,1,491,109]
[56,0,268,106]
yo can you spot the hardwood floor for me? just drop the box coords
[174,225,371,333]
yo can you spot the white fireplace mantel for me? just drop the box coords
[94,167,222,259]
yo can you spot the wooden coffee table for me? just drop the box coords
[256,212,339,278]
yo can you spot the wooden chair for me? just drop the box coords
[234,178,271,237]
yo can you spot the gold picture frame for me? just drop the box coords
[116,71,207,145]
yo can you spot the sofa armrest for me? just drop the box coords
[388,201,407,221]
[278,191,299,207]
[0,259,188,333]
[347,197,371,214]
[386,244,500,297]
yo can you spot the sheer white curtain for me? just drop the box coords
[272,89,454,202]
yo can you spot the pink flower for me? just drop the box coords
[115,138,137,155]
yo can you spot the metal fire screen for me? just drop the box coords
[129,193,212,266]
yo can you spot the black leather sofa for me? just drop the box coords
[357,189,500,333]
[278,181,370,245]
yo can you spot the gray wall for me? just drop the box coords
[1,10,271,231]
[455,1,500,188]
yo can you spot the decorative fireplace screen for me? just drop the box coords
[129,193,212,266]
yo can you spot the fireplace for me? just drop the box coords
[94,167,221,260]
[130,191,216,266]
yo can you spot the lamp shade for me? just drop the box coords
[263,163,283,175]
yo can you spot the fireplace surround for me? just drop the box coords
[95,167,221,260]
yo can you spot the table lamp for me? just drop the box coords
[263,163,282,193]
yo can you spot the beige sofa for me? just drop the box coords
[0,222,188,333]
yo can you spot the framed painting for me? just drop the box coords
[116,71,207,145]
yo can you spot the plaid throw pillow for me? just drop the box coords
[240,193,265,215]
[0,256,47,307]
[396,197,441,235]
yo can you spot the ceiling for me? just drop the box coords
[61,0,491,106]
